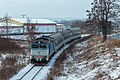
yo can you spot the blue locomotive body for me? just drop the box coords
[30,28,81,64]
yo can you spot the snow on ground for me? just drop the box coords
[54,36,120,80]
[108,33,120,40]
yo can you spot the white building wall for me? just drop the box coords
[0,28,23,34]
[35,25,57,33]
[0,29,6,34]
[9,28,23,34]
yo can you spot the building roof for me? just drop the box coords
[0,22,21,26]
[10,18,57,24]
[57,24,64,26]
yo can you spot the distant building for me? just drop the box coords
[56,24,64,32]
[0,18,57,39]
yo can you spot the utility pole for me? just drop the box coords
[4,14,9,38]
[21,14,26,35]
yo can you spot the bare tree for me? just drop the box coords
[71,20,85,28]
[26,18,36,43]
[86,0,120,41]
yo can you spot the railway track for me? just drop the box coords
[10,64,44,80]
[20,66,43,80]
[18,65,35,80]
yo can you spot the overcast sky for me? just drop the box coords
[0,0,93,19]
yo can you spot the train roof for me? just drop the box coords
[32,28,81,43]
[68,28,81,31]
[59,29,72,35]
[36,36,50,40]
[32,36,50,44]
[50,32,63,40]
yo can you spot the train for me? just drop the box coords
[30,28,81,64]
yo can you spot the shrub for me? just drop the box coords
[109,39,120,47]
[0,56,25,80]
[0,38,21,54]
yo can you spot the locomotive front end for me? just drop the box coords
[31,38,49,64]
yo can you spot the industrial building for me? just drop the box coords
[0,17,66,39]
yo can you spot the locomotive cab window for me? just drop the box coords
[39,44,47,49]
[32,44,38,48]
[32,43,48,49]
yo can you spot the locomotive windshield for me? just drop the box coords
[31,39,49,49]
[39,44,47,48]
[32,43,48,49]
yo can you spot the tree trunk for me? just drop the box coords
[102,24,107,41]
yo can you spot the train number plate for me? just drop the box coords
[36,56,43,58]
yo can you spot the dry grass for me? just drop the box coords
[89,62,101,70]
[47,50,67,80]
[94,72,112,80]
[107,39,120,48]
[102,39,120,61]
[95,72,104,79]
[81,36,120,61]
[0,38,28,80]
[0,38,23,54]
[0,56,25,80]
[91,35,103,43]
